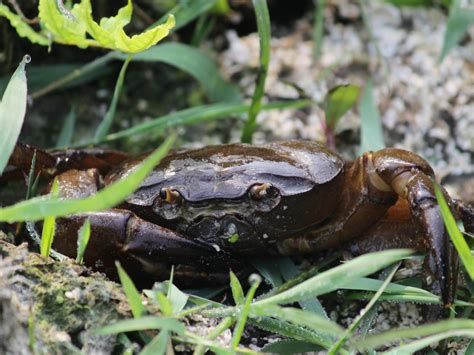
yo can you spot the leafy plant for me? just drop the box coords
[1,0,176,52]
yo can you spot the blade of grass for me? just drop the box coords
[434,182,474,279]
[241,0,271,143]
[358,79,385,154]
[253,249,412,306]
[0,55,29,175]
[113,44,242,103]
[439,0,474,63]
[328,263,400,354]
[262,339,325,353]
[356,319,474,350]
[140,331,169,355]
[382,330,474,354]
[116,261,145,318]
[193,317,234,355]
[94,316,185,335]
[250,305,343,337]
[230,271,245,305]
[153,0,216,31]
[78,99,312,146]
[56,107,76,148]
[0,135,175,222]
[313,0,326,60]
[40,178,59,258]
[231,275,261,350]
[94,55,133,142]
[75,219,91,264]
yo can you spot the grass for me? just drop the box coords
[0,0,473,353]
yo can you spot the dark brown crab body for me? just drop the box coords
[7,140,474,314]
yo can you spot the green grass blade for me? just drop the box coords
[313,0,326,59]
[250,305,344,338]
[162,281,188,315]
[382,330,474,354]
[230,271,245,305]
[434,183,474,279]
[94,55,133,142]
[114,44,241,103]
[231,276,261,349]
[329,263,399,354]
[358,79,385,154]
[355,319,474,351]
[262,339,325,354]
[75,219,91,264]
[253,249,412,306]
[248,316,331,347]
[0,135,175,222]
[94,316,185,335]
[85,100,311,146]
[241,0,271,143]
[140,331,169,355]
[439,0,474,63]
[56,107,76,148]
[153,0,216,31]
[0,55,29,175]
[116,261,146,318]
[40,178,59,258]
[341,276,433,295]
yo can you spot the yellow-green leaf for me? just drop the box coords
[0,4,49,46]
[38,0,95,48]
[81,0,175,53]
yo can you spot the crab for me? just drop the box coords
[6,140,474,316]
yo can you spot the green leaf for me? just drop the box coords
[230,271,245,305]
[162,281,188,315]
[439,0,474,63]
[328,263,399,354]
[384,0,432,6]
[56,108,76,148]
[94,316,185,335]
[81,0,175,53]
[383,331,474,354]
[116,261,146,318]
[261,339,325,353]
[0,55,29,175]
[434,183,474,279]
[113,43,242,103]
[75,219,91,264]
[154,0,216,31]
[0,136,175,222]
[324,84,360,130]
[355,319,474,351]
[95,55,133,142]
[0,4,49,45]
[38,0,94,48]
[241,0,271,143]
[250,305,344,337]
[89,100,312,145]
[358,80,385,154]
[232,275,261,349]
[140,331,169,355]
[40,178,59,258]
[253,249,412,306]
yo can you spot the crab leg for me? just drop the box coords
[279,148,464,314]
[3,142,129,181]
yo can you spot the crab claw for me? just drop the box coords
[53,209,233,286]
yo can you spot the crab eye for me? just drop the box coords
[249,183,273,200]
[159,188,181,204]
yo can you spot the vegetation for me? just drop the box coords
[0,0,474,353]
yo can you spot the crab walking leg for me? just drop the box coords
[371,149,459,309]
[53,209,227,283]
[4,142,129,181]
[278,148,460,311]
